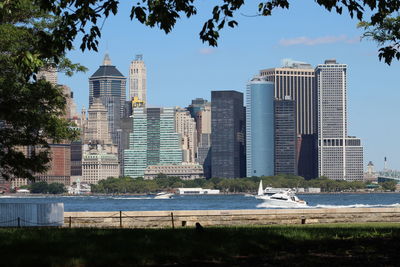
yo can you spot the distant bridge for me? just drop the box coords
[377,170,400,183]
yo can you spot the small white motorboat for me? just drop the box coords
[154,192,174,199]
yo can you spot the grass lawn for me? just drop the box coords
[1,223,400,266]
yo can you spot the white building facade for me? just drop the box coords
[316,59,363,180]
[129,54,147,104]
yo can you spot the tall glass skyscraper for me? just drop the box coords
[260,60,317,179]
[89,54,126,145]
[211,91,246,178]
[274,97,297,175]
[124,107,182,178]
[246,77,275,177]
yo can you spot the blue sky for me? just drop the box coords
[59,1,400,171]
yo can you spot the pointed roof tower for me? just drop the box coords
[91,53,124,78]
[103,53,112,66]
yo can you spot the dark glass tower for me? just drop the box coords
[274,98,297,175]
[211,91,246,178]
[89,54,126,146]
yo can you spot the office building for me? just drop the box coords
[124,107,183,178]
[211,91,246,178]
[196,104,212,178]
[175,107,197,163]
[89,53,126,145]
[187,98,209,121]
[81,144,120,184]
[315,59,363,180]
[129,54,147,104]
[70,141,82,177]
[260,60,317,179]
[144,164,204,180]
[274,97,297,175]
[84,98,114,146]
[36,144,71,186]
[246,77,274,177]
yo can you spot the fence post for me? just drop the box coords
[17,217,20,228]
[120,211,122,228]
[171,212,175,229]
[69,216,72,228]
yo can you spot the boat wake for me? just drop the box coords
[256,202,309,209]
[312,203,400,209]
[256,202,400,209]
[111,197,153,200]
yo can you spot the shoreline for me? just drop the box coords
[2,190,399,197]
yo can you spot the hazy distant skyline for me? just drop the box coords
[59,1,400,171]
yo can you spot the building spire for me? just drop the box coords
[103,53,112,66]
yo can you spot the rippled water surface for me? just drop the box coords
[1,193,399,211]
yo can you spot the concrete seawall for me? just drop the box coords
[64,207,400,228]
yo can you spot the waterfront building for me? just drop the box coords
[36,144,71,186]
[175,107,197,163]
[124,107,183,178]
[129,54,147,105]
[315,59,363,180]
[274,97,298,175]
[144,163,204,180]
[260,60,317,179]
[246,77,274,177]
[89,53,126,145]
[364,161,378,182]
[211,90,246,178]
[81,144,120,184]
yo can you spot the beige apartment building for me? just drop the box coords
[175,107,197,163]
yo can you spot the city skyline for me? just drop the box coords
[58,1,400,171]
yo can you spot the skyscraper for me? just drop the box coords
[260,60,317,179]
[196,104,212,178]
[129,54,147,104]
[187,98,209,121]
[260,60,315,135]
[175,107,197,163]
[211,91,246,178]
[89,53,126,145]
[246,77,274,177]
[84,98,113,146]
[274,97,298,175]
[35,144,71,186]
[315,59,363,180]
[124,107,183,178]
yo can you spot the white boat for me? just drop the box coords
[255,181,307,207]
[154,192,174,199]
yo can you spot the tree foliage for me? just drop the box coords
[0,0,84,181]
[359,16,400,64]
[29,181,66,194]
[90,175,370,194]
[35,0,400,63]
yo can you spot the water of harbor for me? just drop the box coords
[0,193,399,212]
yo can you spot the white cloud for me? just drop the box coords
[278,35,359,46]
